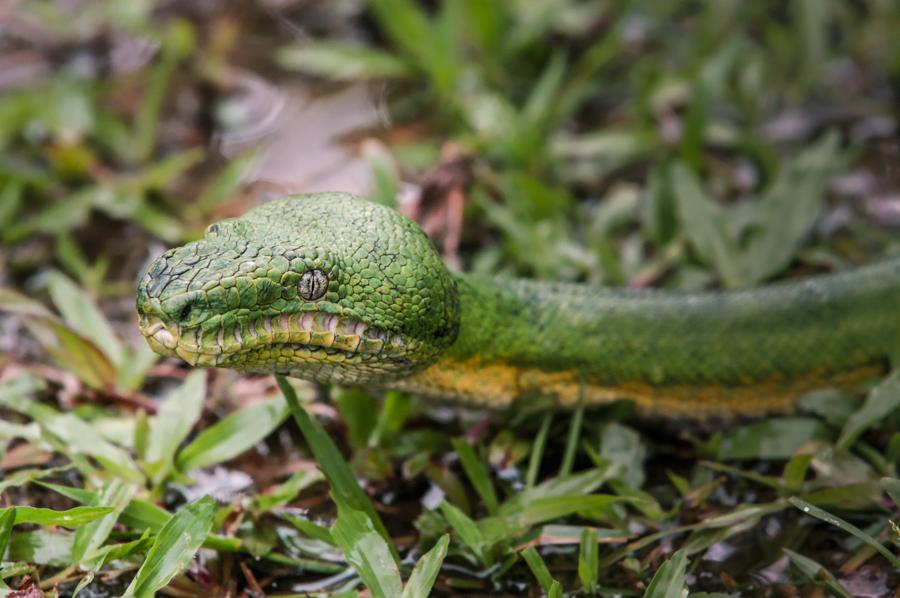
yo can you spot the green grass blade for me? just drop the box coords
[782,548,852,598]
[548,580,563,598]
[559,380,585,476]
[176,395,288,471]
[145,370,206,483]
[838,371,900,450]
[0,288,118,389]
[253,469,324,513]
[672,162,743,288]
[0,508,14,559]
[277,42,411,80]
[7,529,73,566]
[283,512,335,545]
[71,479,134,565]
[82,531,153,571]
[40,483,170,532]
[0,394,142,482]
[881,477,900,507]
[507,494,628,529]
[331,504,403,598]
[451,438,499,516]
[741,131,844,284]
[276,376,395,554]
[439,500,490,565]
[526,413,552,489]
[400,534,449,598]
[644,549,688,598]
[789,497,900,568]
[520,546,557,593]
[122,495,216,598]
[578,527,599,592]
[334,389,377,450]
[368,390,413,447]
[502,469,612,517]
[46,271,124,367]
[1,506,113,528]
[715,417,830,461]
[782,454,814,492]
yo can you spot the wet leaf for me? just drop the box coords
[789,497,900,568]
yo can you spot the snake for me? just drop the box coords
[136,192,900,419]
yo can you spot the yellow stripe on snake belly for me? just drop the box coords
[395,355,886,419]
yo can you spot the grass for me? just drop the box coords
[1,0,900,595]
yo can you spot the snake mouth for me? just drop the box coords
[140,311,408,368]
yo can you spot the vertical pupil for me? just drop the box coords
[301,269,327,300]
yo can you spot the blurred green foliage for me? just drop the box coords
[1,0,900,596]
[284,0,900,286]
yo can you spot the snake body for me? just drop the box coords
[137,193,900,418]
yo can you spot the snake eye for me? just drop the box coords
[178,303,193,322]
[299,269,328,301]
[206,223,219,235]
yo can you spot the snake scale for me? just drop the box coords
[137,193,900,419]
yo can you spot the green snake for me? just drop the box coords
[137,193,900,418]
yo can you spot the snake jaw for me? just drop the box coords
[138,306,416,380]
[140,317,180,357]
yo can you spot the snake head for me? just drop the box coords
[136,193,460,385]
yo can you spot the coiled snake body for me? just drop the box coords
[137,193,900,418]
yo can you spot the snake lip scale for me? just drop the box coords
[140,311,404,367]
[137,192,900,419]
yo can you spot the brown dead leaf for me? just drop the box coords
[400,143,471,270]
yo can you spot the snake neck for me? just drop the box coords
[393,262,900,418]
